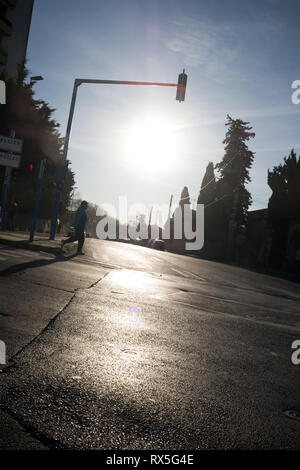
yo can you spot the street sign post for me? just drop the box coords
[0,167,12,227]
[0,131,23,229]
[0,150,21,168]
[30,159,46,242]
[0,135,23,154]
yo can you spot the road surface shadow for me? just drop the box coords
[0,253,78,277]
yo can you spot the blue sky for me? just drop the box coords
[26,0,300,215]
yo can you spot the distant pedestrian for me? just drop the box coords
[61,201,88,255]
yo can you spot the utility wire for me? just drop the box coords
[175,154,237,203]
[204,193,230,209]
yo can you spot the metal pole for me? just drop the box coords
[0,167,12,230]
[0,129,15,230]
[69,186,77,226]
[167,194,173,220]
[49,80,80,240]
[29,159,45,242]
[148,206,153,239]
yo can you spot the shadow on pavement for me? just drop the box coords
[0,253,78,277]
[0,238,59,257]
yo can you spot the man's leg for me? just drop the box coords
[61,232,78,251]
[77,230,85,253]
[63,234,77,245]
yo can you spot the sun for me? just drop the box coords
[123,115,177,173]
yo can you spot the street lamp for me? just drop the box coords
[30,75,44,84]
[49,71,188,240]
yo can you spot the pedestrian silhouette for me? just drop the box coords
[61,201,88,255]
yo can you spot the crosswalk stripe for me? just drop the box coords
[39,253,55,259]
[171,267,205,281]
[13,250,38,258]
[182,270,205,281]
[171,268,188,277]
[0,250,20,258]
[0,249,47,260]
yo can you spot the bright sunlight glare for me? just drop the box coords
[123,116,177,173]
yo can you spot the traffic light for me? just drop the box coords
[176,69,187,102]
[28,162,37,185]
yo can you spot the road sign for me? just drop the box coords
[0,151,21,168]
[0,135,23,153]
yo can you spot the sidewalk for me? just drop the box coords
[0,230,64,255]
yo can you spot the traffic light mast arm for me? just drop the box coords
[75,79,178,87]
[49,70,187,240]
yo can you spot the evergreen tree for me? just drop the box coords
[197,161,216,205]
[168,186,191,245]
[0,62,75,225]
[216,115,255,229]
[268,149,300,267]
[197,162,217,255]
[179,186,191,208]
[268,148,300,221]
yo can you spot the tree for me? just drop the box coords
[0,62,75,227]
[268,149,300,221]
[179,186,191,208]
[197,161,216,206]
[215,115,255,258]
[168,186,192,249]
[197,162,217,255]
[268,149,300,267]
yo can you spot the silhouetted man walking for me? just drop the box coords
[61,200,88,255]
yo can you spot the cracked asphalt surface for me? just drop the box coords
[0,238,300,450]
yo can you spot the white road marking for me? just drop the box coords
[0,249,53,261]
[39,253,55,259]
[171,268,188,277]
[171,267,205,281]
[13,250,39,258]
[182,270,205,281]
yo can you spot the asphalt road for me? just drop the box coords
[0,238,300,450]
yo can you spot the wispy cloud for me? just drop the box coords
[169,105,300,133]
[164,15,285,82]
[165,17,240,77]
[253,144,300,153]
